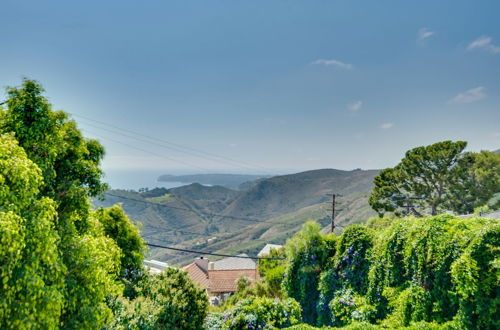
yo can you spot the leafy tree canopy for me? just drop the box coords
[94,205,147,295]
[0,79,145,328]
[1,78,108,229]
[369,140,500,216]
[0,134,64,329]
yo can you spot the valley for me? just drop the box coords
[95,168,379,265]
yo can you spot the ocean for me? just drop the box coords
[102,169,187,191]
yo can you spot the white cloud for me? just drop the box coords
[311,59,353,70]
[380,122,394,129]
[348,100,363,112]
[449,86,486,104]
[467,36,500,54]
[417,28,434,41]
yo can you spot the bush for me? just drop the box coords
[329,289,376,327]
[259,247,287,298]
[206,297,302,329]
[112,268,208,329]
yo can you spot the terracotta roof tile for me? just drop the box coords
[182,263,209,289]
[208,269,259,293]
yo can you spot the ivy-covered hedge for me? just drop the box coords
[282,215,499,328]
[283,222,336,324]
[318,225,373,326]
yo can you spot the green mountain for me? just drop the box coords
[95,168,379,265]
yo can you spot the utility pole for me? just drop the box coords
[331,193,336,233]
[326,193,342,233]
[391,194,425,217]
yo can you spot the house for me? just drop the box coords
[482,210,500,219]
[143,259,168,274]
[457,210,500,220]
[257,243,283,257]
[182,254,259,302]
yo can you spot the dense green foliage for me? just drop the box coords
[112,268,208,329]
[369,140,500,216]
[283,222,336,324]
[205,297,301,329]
[0,79,147,328]
[1,80,108,223]
[317,225,373,326]
[487,192,500,210]
[94,205,146,295]
[218,276,272,310]
[258,247,286,297]
[280,215,499,328]
[0,134,65,329]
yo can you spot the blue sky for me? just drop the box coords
[1,0,499,178]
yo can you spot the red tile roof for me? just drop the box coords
[182,263,209,289]
[208,269,259,293]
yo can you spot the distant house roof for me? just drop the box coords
[143,259,168,274]
[182,254,259,295]
[182,263,209,289]
[213,254,256,270]
[483,210,500,219]
[257,244,283,257]
[457,210,500,220]
[208,269,259,293]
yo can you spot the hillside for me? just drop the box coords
[95,168,379,264]
[222,169,377,220]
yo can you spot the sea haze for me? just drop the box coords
[103,169,187,190]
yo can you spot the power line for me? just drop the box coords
[105,191,332,235]
[105,191,265,223]
[2,104,275,174]
[144,226,210,238]
[145,242,285,260]
[105,191,332,229]
[83,130,210,172]
[81,122,235,172]
[73,113,274,174]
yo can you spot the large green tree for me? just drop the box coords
[1,79,108,227]
[369,141,500,216]
[0,134,64,329]
[0,79,145,328]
